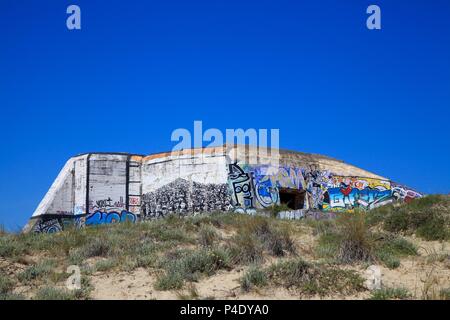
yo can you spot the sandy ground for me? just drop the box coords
[2,226,448,300]
[87,235,449,300]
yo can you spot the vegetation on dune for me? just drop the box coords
[240,265,268,292]
[0,274,22,300]
[369,287,411,300]
[155,247,231,290]
[239,258,365,296]
[226,215,296,265]
[0,196,448,299]
[368,195,450,241]
[314,211,418,268]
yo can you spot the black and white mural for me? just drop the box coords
[141,178,232,218]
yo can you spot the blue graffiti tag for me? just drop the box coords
[85,210,137,225]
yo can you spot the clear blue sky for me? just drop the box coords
[1,0,449,231]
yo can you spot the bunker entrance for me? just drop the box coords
[279,188,305,210]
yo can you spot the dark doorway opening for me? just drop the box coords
[279,188,306,210]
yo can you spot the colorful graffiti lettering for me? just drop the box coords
[228,163,255,210]
[302,169,332,210]
[85,210,137,225]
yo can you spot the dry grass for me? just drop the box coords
[1,201,448,300]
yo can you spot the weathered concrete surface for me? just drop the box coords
[24,146,421,233]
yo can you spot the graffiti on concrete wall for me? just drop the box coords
[252,166,305,208]
[227,164,422,213]
[321,176,421,212]
[85,210,137,225]
[391,183,422,203]
[227,163,307,211]
[141,178,231,218]
[302,169,333,210]
[33,218,64,233]
[89,196,126,213]
[84,195,139,225]
[228,163,255,212]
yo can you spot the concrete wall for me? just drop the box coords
[140,151,230,218]
[25,148,422,233]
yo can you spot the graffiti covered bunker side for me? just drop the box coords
[24,146,422,233]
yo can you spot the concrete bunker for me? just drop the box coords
[23,145,422,233]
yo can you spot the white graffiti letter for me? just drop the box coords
[366,5,381,30]
[66,265,81,290]
[66,5,81,30]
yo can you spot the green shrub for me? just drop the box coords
[198,225,219,247]
[0,274,25,300]
[336,213,375,263]
[155,271,184,291]
[34,287,76,300]
[266,258,365,296]
[95,259,117,272]
[416,215,448,241]
[371,195,449,241]
[0,236,28,258]
[369,287,411,300]
[439,288,450,300]
[228,216,296,264]
[0,274,14,295]
[240,266,268,292]
[227,233,265,265]
[377,252,400,269]
[82,238,112,258]
[267,258,313,288]
[18,259,57,283]
[155,247,231,291]
[316,215,418,268]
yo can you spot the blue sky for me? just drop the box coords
[0,0,449,231]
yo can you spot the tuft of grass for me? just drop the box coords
[316,214,418,269]
[240,266,268,292]
[198,225,219,247]
[369,287,411,300]
[227,216,296,265]
[155,247,231,291]
[266,258,365,296]
[439,288,450,300]
[82,238,112,258]
[336,212,375,264]
[0,235,28,258]
[227,233,265,265]
[155,271,184,291]
[370,195,450,241]
[0,274,25,300]
[95,259,117,272]
[34,287,78,300]
[373,234,418,269]
[0,274,14,296]
[377,252,400,269]
[18,259,57,283]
